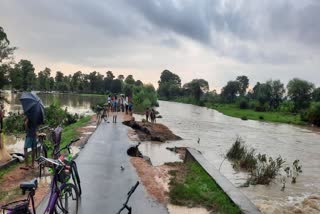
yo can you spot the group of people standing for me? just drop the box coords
[145,107,156,123]
[102,95,133,123]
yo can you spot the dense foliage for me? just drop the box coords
[3,102,81,134]
[157,69,320,126]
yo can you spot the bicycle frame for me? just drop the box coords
[5,170,65,214]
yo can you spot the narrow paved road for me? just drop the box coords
[38,117,168,213]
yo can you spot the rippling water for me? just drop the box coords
[137,101,320,212]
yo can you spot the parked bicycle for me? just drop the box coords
[117,181,139,214]
[36,125,63,177]
[54,138,82,196]
[1,156,79,214]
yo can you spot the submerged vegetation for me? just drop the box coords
[169,161,241,214]
[226,137,302,186]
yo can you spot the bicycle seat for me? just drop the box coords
[20,179,38,192]
[38,133,47,137]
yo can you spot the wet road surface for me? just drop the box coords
[37,118,168,214]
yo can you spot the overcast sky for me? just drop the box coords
[1,0,319,90]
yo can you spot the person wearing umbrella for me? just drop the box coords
[20,92,45,170]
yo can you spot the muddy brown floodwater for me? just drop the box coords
[135,101,320,213]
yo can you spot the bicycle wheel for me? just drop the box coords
[71,161,82,196]
[39,144,48,178]
[55,183,79,214]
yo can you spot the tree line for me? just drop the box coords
[157,70,320,126]
[0,26,158,112]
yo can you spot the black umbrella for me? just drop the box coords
[20,92,45,126]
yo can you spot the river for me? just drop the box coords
[137,101,320,213]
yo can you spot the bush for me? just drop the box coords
[226,138,288,186]
[45,103,79,127]
[226,137,246,161]
[307,102,320,126]
[239,99,249,109]
[259,116,264,120]
[4,112,25,134]
[249,154,285,185]
[279,101,295,113]
[255,103,268,112]
[241,116,248,120]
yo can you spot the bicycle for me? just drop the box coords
[117,181,139,214]
[1,156,79,214]
[36,125,50,178]
[54,138,82,196]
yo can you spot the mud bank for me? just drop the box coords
[123,118,181,142]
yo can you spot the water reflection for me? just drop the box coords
[1,91,106,115]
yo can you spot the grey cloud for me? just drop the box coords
[1,0,320,69]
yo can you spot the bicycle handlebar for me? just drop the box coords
[116,181,140,214]
[54,138,80,156]
[36,156,64,167]
[127,181,139,197]
[37,125,50,132]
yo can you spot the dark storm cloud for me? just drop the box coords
[1,0,320,66]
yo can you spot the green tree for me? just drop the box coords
[111,79,123,93]
[0,64,11,89]
[183,79,209,101]
[118,74,125,81]
[106,70,115,80]
[267,80,285,109]
[307,102,320,126]
[125,75,135,85]
[135,80,143,87]
[13,60,36,90]
[287,78,314,111]
[312,87,320,102]
[71,71,83,92]
[158,70,181,99]
[38,67,51,91]
[55,71,67,92]
[254,83,272,107]
[236,75,249,96]
[0,26,16,63]
[220,81,240,103]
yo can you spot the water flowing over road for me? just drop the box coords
[138,101,320,212]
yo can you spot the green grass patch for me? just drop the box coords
[211,104,305,125]
[169,162,241,213]
[45,115,92,156]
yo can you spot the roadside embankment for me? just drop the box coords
[122,118,181,142]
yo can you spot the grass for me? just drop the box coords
[210,104,306,125]
[169,162,241,214]
[45,115,92,157]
